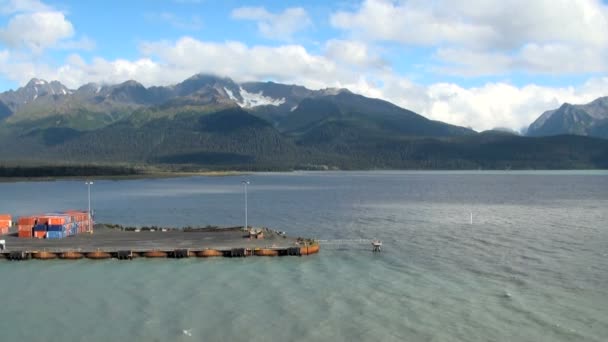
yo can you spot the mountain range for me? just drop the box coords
[527,97,608,139]
[0,74,607,170]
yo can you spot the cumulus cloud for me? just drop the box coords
[0,38,343,90]
[331,0,496,48]
[434,44,608,77]
[324,39,386,68]
[331,0,608,75]
[231,6,312,41]
[342,74,608,132]
[0,11,74,52]
[0,0,92,54]
[138,37,344,88]
[421,80,608,131]
[332,0,608,49]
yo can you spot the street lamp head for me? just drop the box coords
[241,180,250,185]
[85,181,94,185]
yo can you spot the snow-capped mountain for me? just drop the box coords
[0,74,348,125]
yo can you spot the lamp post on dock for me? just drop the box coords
[85,181,94,232]
[242,180,250,229]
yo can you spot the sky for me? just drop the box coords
[1,0,608,132]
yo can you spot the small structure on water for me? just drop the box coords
[372,239,382,252]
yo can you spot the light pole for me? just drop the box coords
[85,181,94,233]
[241,180,250,229]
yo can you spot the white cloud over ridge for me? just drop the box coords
[231,6,312,41]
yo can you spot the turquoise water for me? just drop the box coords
[0,171,607,341]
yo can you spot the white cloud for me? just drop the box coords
[331,0,496,48]
[331,0,608,75]
[434,44,608,77]
[0,37,346,90]
[138,37,344,88]
[0,11,74,53]
[341,73,608,132]
[517,44,608,74]
[0,49,8,64]
[231,6,312,41]
[433,48,514,77]
[324,39,386,68]
[332,0,608,49]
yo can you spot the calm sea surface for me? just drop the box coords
[0,171,606,341]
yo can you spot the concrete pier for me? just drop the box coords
[0,225,319,260]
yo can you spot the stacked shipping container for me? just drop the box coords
[0,214,11,235]
[18,216,36,238]
[17,211,92,239]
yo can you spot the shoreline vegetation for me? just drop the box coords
[0,165,244,181]
[1,164,607,182]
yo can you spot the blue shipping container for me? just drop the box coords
[33,224,47,232]
[47,225,65,232]
[46,231,65,239]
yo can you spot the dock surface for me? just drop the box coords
[0,225,308,254]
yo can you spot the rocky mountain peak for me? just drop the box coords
[115,80,145,89]
[26,78,48,87]
[528,96,608,138]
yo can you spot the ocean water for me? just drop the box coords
[0,171,606,341]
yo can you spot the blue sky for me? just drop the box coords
[1,0,608,130]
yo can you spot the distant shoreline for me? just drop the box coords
[1,165,607,183]
[0,166,245,182]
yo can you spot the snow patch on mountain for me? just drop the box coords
[240,87,285,107]
[224,86,285,108]
[224,87,238,101]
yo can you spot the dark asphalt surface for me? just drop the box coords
[0,225,299,253]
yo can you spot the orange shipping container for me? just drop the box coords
[47,217,67,225]
[36,217,49,225]
[0,227,9,235]
[18,225,33,232]
[18,230,32,238]
[0,220,11,228]
[0,214,11,220]
[34,231,46,239]
[18,217,37,226]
